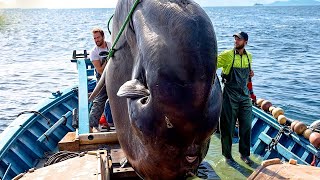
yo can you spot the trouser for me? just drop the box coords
[89,85,107,127]
[104,99,113,124]
[220,89,252,158]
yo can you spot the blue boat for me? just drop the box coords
[251,106,320,167]
[0,51,319,179]
[0,51,97,180]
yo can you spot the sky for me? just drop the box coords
[0,0,289,9]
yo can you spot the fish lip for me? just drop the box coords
[185,155,198,163]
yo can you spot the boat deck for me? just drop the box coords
[16,130,141,180]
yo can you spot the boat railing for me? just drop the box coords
[37,111,72,142]
[251,106,320,166]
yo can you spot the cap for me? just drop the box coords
[233,31,248,41]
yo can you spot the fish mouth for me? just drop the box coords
[185,156,198,163]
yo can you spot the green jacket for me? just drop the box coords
[217,49,252,75]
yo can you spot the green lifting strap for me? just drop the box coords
[107,0,141,59]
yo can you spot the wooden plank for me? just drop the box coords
[18,150,109,180]
[58,132,80,151]
[78,131,118,145]
[248,161,320,180]
[110,149,138,179]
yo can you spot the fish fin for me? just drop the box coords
[117,79,150,98]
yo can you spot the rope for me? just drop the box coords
[165,116,173,128]
[107,14,114,35]
[17,110,51,125]
[310,127,320,133]
[44,151,80,166]
[267,126,292,151]
[107,0,141,59]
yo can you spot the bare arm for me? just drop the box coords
[92,60,106,75]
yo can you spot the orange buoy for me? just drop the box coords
[272,107,284,119]
[309,132,320,148]
[294,122,307,135]
[269,106,276,113]
[303,129,313,139]
[256,98,264,107]
[261,100,272,111]
[290,120,300,131]
[277,115,286,125]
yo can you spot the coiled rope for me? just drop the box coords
[44,151,83,166]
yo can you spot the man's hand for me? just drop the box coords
[249,70,254,78]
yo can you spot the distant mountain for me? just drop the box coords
[267,0,320,6]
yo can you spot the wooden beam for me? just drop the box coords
[58,132,80,151]
[79,131,118,145]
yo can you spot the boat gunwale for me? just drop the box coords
[0,87,77,159]
[252,106,320,157]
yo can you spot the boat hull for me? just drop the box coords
[0,80,96,180]
[251,106,320,167]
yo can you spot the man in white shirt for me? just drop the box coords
[89,28,112,131]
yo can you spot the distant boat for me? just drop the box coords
[254,3,264,6]
[267,0,320,6]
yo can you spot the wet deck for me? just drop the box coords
[17,132,302,180]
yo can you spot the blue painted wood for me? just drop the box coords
[0,83,92,180]
[263,149,272,160]
[0,89,75,156]
[85,59,95,77]
[2,163,11,180]
[17,137,43,158]
[286,140,296,151]
[77,60,90,134]
[259,132,308,165]
[301,151,310,161]
[251,106,320,167]
[37,111,72,142]
[251,117,259,127]
[0,53,96,179]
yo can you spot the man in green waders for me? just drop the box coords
[218,31,254,164]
